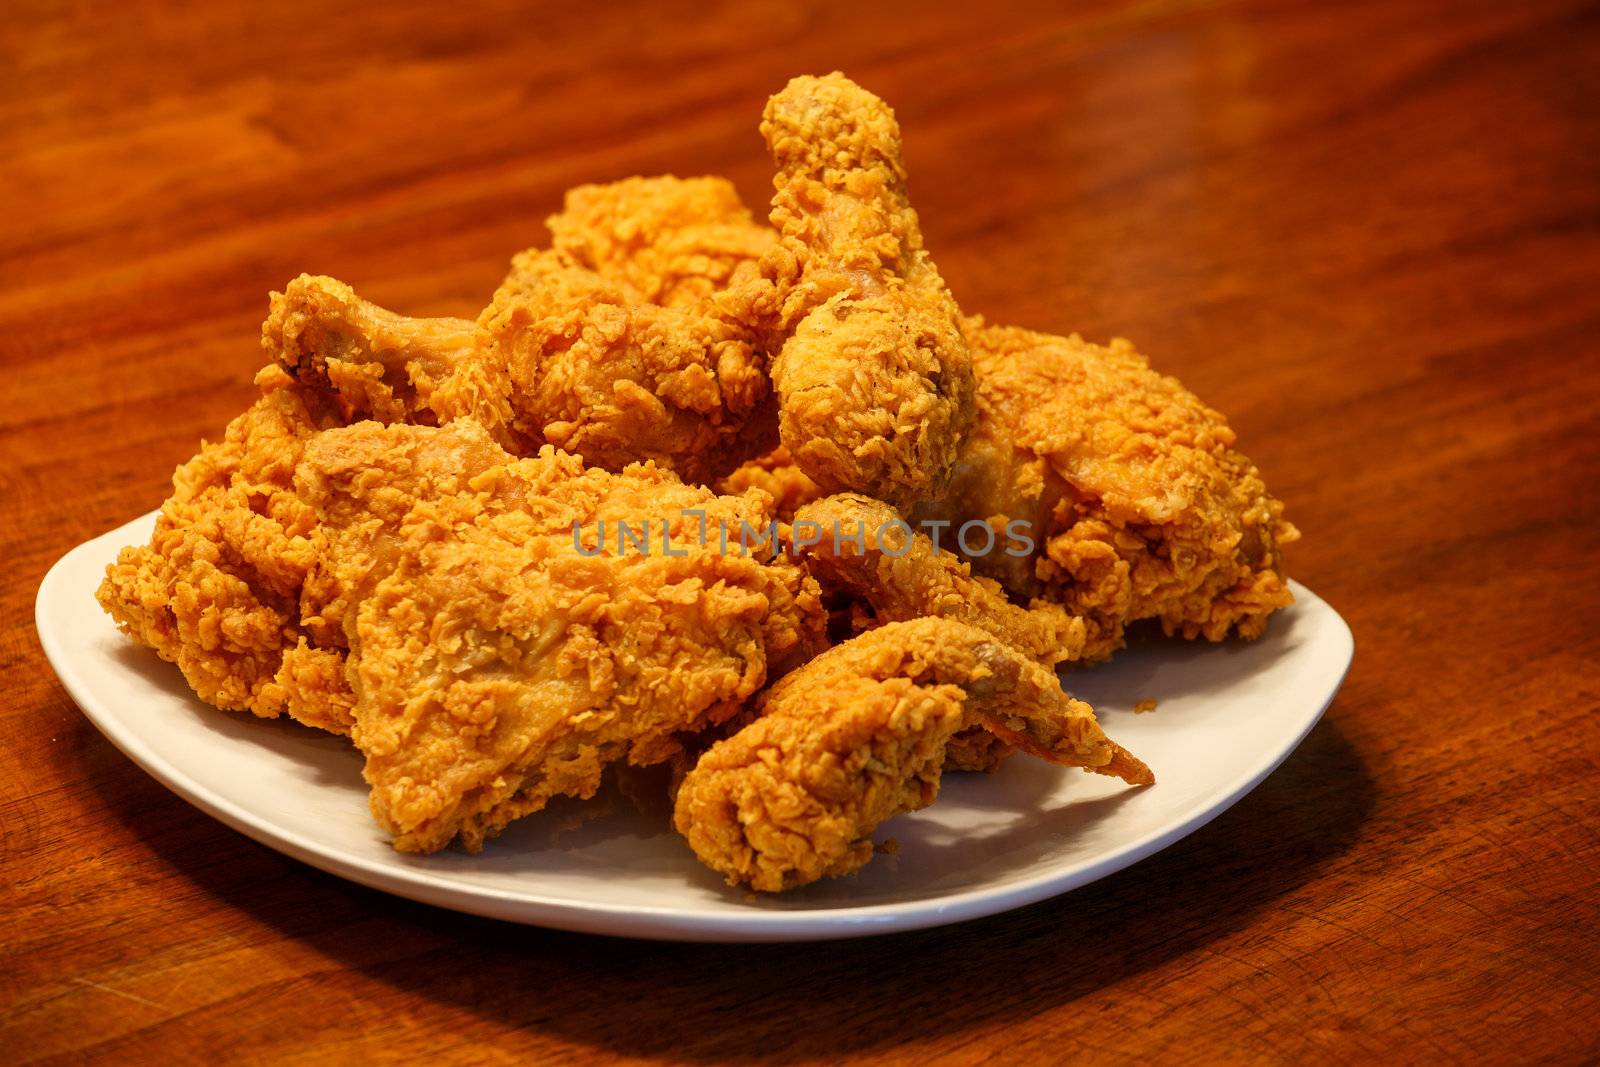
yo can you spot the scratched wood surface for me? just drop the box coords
[3,1,1599,1062]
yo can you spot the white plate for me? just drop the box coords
[38,514,1352,942]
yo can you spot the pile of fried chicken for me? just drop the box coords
[98,73,1297,893]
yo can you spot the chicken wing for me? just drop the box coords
[673,617,1151,891]
[790,491,1094,774]
[757,72,974,508]
[268,265,775,486]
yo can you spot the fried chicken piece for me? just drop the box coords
[914,320,1298,660]
[263,273,517,446]
[716,444,824,521]
[545,175,775,308]
[674,617,1151,891]
[722,460,1030,780]
[793,493,1090,773]
[485,176,780,482]
[480,249,776,485]
[791,492,1091,775]
[299,420,825,852]
[756,72,974,508]
[95,362,520,734]
[95,366,356,732]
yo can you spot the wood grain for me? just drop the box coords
[3,1,1599,1062]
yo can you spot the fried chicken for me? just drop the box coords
[298,419,825,852]
[544,175,775,309]
[914,319,1298,660]
[479,248,775,485]
[476,175,784,484]
[269,71,991,504]
[791,492,1093,774]
[264,274,517,446]
[294,414,512,648]
[95,366,357,732]
[673,617,1151,891]
[94,362,526,736]
[92,69,1311,896]
[756,72,974,508]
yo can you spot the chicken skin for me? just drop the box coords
[757,73,974,508]
[299,419,825,852]
[915,320,1298,660]
[674,617,1151,891]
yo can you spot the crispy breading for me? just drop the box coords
[792,492,1093,774]
[915,319,1298,659]
[480,249,776,485]
[756,73,974,507]
[95,366,356,731]
[267,264,777,486]
[716,444,825,521]
[791,493,1087,669]
[263,273,517,446]
[545,175,775,308]
[299,420,825,852]
[674,618,1150,891]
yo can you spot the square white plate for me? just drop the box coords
[37,514,1352,942]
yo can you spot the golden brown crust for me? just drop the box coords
[941,727,1017,773]
[546,175,775,309]
[716,444,826,522]
[480,249,776,485]
[792,493,1088,669]
[95,366,356,731]
[757,73,974,508]
[477,175,782,484]
[673,618,1149,891]
[299,420,826,853]
[790,492,1091,777]
[914,318,1298,659]
[267,264,780,487]
[263,274,517,447]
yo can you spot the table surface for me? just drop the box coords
[4,1,1598,1062]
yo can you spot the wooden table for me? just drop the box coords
[4,1,1597,1062]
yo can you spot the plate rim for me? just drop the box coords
[37,514,1354,942]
